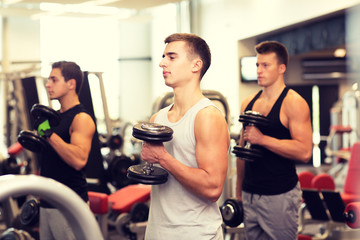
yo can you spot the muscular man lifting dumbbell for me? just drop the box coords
[34,61,95,240]
[236,41,313,240]
[139,33,230,240]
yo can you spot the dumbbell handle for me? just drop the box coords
[141,140,158,175]
[244,142,252,149]
[143,162,154,175]
[244,123,254,149]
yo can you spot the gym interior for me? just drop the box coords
[1,0,360,239]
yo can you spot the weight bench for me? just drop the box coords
[300,189,359,239]
[88,184,151,240]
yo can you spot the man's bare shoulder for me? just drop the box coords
[284,89,310,115]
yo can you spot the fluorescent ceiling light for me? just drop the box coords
[39,2,123,15]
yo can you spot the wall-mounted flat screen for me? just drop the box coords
[240,56,257,82]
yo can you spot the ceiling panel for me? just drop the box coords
[3,0,87,4]
[103,0,181,9]
[0,0,183,18]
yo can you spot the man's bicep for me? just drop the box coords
[70,114,95,152]
[195,109,229,171]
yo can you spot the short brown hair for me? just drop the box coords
[164,33,211,79]
[255,41,289,67]
[52,61,83,94]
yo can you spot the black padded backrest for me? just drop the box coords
[322,190,346,222]
[302,189,330,221]
[21,76,39,128]
[79,72,109,194]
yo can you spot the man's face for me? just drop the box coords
[159,41,195,88]
[256,52,284,87]
[46,68,70,100]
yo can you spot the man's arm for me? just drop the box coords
[245,90,313,163]
[141,107,230,202]
[47,112,96,170]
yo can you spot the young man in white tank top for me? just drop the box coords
[141,33,230,240]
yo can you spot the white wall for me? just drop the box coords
[117,21,153,122]
[0,16,41,154]
[194,0,360,129]
[2,16,40,72]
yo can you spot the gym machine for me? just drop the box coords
[2,71,46,173]
[0,174,103,240]
[88,184,151,240]
[324,86,360,189]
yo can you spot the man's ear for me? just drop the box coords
[280,64,286,74]
[192,58,203,73]
[68,78,76,90]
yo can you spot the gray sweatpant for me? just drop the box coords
[242,184,302,240]
[40,207,76,240]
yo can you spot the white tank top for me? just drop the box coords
[144,98,223,240]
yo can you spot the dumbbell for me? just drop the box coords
[0,228,34,240]
[107,154,139,189]
[127,122,173,185]
[220,198,244,228]
[20,199,40,227]
[17,104,60,153]
[232,110,269,161]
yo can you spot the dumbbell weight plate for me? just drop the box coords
[108,134,124,150]
[17,130,47,153]
[130,202,149,223]
[127,165,168,185]
[107,155,135,189]
[221,198,244,228]
[132,123,173,142]
[239,111,269,128]
[20,199,39,226]
[232,146,263,162]
[30,104,61,127]
[0,228,34,240]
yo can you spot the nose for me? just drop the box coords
[159,58,166,68]
[45,80,51,89]
[256,65,261,74]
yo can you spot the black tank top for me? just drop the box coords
[40,104,92,207]
[242,87,298,195]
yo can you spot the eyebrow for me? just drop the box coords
[162,52,178,58]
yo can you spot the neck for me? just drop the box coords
[172,84,203,117]
[262,80,286,100]
[59,94,80,113]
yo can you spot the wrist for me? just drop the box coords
[42,129,53,138]
[157,149,169,166]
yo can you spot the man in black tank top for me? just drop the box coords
[39,61,96,240]
[236,41,313,240]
